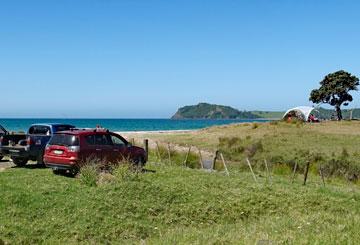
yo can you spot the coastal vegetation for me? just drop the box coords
[127,121,360,181]
[171,102,360,120]
[2,121,360,243]
[1,160,360,244]
[310,70,360,120]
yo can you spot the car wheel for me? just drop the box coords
[132,156,144,171]
[12,158,28,167]
[53,169,66,175]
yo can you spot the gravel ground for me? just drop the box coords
[0,159,15,172]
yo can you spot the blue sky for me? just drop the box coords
[1,0,360,118]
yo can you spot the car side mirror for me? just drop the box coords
[127,143,132,147]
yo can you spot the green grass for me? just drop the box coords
[142,121,360,180]
[2,121,360,243]
[1,162,360,244]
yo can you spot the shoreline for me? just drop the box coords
[116,120,276,135]
[117,129,196,135]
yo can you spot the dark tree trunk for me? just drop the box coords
[335,105,342,120]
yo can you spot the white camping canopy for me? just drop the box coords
[283,106,317,121]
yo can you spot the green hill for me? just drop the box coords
[171,103,360,120]
[251,110,285,119]
[171,103,261,119]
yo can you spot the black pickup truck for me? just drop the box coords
[0,123,75,166]
[0,125,26,161]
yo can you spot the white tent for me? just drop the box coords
[283,106,317,121]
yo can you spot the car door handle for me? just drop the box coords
[96,149,102,151]
[113,149,119,152]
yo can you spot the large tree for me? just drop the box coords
[309,70,359,120]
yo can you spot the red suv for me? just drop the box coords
[44,128,147,173]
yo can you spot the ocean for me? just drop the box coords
[0,118,269,132]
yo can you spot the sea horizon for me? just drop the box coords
[0,118,271,132]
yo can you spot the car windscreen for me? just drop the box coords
[49,134,79,146]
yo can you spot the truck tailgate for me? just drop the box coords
[0,145,28,158]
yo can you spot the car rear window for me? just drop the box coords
[29,126,51,135]
[49,134,79,146]
[53,125,75,132]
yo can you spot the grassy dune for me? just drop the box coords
[139,121,360,178]
[142,121,360,152]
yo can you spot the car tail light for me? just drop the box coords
[45,144,51,152]
[68,146,80,153]
[26,136,33,145]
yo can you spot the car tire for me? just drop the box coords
[132,156,145,170]
[12,158,28,167]
[53,169,66,175]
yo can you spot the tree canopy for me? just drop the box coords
[309,70,359,120]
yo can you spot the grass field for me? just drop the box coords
[137,121,360,179]
[1,121,360,244]
[1,163,360,244]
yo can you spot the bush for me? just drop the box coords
[218,136,264,163]
[113,164,140,182]
[78,156,145,186]
[152,143,200,169]
[80,165,98,187]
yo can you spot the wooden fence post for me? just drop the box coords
[264,159,272,184]
[319,165,325,187]
[183,146,191,167]
[246,158,258,183]
[143,139,149,158]
[212,150,219,170]
[167,143,171,164]
[291,162,298,183]
[303,161,310,185]
[130,138,135,146]
[220,153,229,176]
[198,149,204,169]
[155,141,162,162]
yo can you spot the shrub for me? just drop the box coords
[244,140,263,158]
[80,165,98,187]
[152,143,200,169]
[113,164,140,181]
[218,137,263,161]
[97,173,116,185]
[269,120,279,126]
[78,157,143,186]
[272,163,292,176]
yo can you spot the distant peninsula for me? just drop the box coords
[171,103,360,120]
[171,103,280,119]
